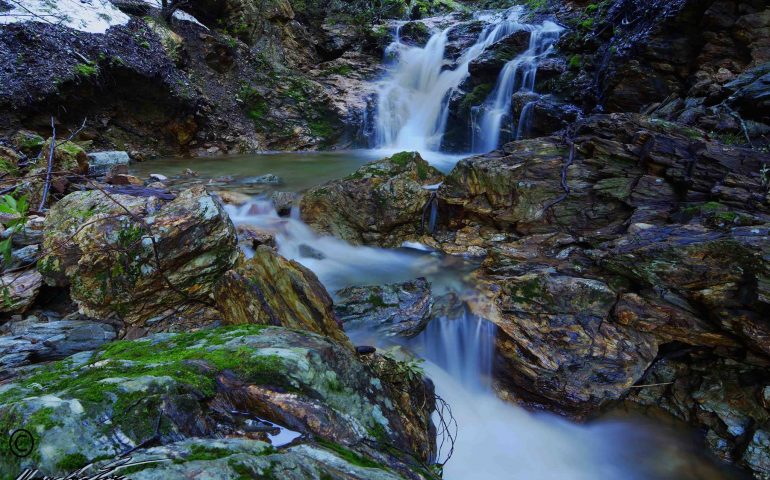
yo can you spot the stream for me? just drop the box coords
[131,153,742,480]
[129,6,746,479]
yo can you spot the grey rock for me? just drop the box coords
[0,317,116,374]
[242,173,283,185]
[87,151,130,175]
[335,278,433,338]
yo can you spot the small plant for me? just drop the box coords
[0,194,29,265]
[381,347,425,383]
[760,163,769,189]
[75,62,98,76]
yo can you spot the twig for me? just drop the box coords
[38,116,56,211]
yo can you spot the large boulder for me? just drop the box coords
[214,246,350,345]
[473,266,658,412]
[0,325,435,479]
[301,152,444,247]
[38,187,238,326]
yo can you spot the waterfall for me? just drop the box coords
[374,7,529,153]
[515,100,536,140]
[471,21,564,153]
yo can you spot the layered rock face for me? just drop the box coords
[0,325,435,479]
[215,245,350,345]
[301,152,445,247]
[429,113,770,474]
[39,187,238,327]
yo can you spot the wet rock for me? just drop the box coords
[270,191,299,216]
[301,152,444,247]
[469,30,530,78]
[0,316,116,373]
[214,246,349,345]
[242,173,283,185]
[39,187,238,327]
[626,355,770,478]
[335,278,434,338]
[87,151,130,176]
[216,190,252,206]
[236,224,277,250]
[597,224,770,357]
[0,325,435,479]
[475,268,658,412]
[0,269,42,314]
[298,243,325,259]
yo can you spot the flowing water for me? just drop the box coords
[470,20,563,153]
[132,5,743,477]
[374,8,530,154]
[134,153,742,479]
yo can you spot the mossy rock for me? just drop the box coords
[0,325,434,479]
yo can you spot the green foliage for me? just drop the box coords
[568,54,582,70]
[56,453,89,471]
[523,0,547,10]
[381,347,425,383]
[322,64,354,76]
[74,62,98,77]
[0,194,29,266]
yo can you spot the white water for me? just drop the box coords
[224,198,719,480]
[374,7,530,155]
[471,20,564,153]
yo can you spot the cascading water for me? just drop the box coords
[471,20,564,153]
[224,197,729,480]
[374,7,529,154]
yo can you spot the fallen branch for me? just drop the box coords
[38,116,56,211]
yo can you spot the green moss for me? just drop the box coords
[389,151,415,167]
[316,439,385,469]
[460,83,493,113]
[308,119,335,139]
[323,64,353,76]
[568,54,582,70]
[0,157,19,176]
[367,293,388,308]
[56,453,89,471]
[177,444,236,463]
[75,63,98,77]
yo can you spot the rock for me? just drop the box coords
[474,268,657,412]
[86,151,130,175]
[242,173,283,185]
[726,62,770,124]
[34,138,88,174]
[11,130,44,155]
[0,145,20,177]
[0,325,435,479]
[216,190,251,206]
[106,173,143,186]
[626,355,770,477]
[270,190,299,216]
[0,269,42,314]
[214,246,349,345]
[5,215,45,246]
[149,173,168,182]
[335,278,434,338]
[7,244,39,269]
[236,224,277,250]
[468,30,530,78]
[598,224,770,357]
[108,438,409,480]
[298,243,324,259]
[39,187,238,326]
[301,152,444,246]
[0,317,116,374]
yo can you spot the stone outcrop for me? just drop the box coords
[0,325,435,479]
[39,187,238,326]
[300,152,444,247]
[214,246,350,345]
[335,278,434,338]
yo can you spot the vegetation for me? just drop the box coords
[0,194,29,266]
